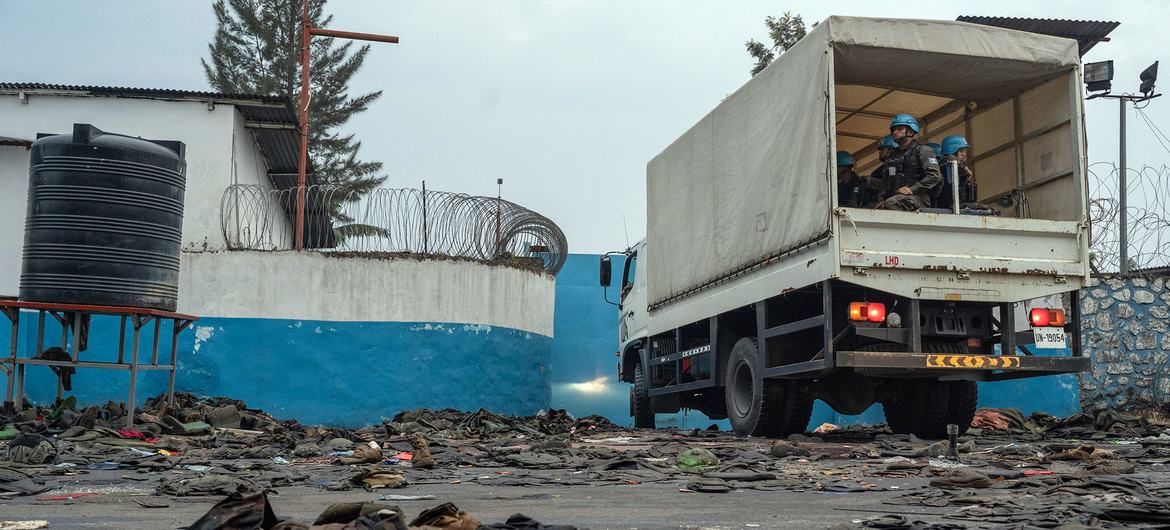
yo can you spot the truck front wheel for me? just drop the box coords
[631,362,654,428]
[724,338,812,437]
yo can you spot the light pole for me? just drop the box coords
[294,0,399,250]
[1085,60,1160,274]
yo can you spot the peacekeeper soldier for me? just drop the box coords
[868,135,897,192]
[937,135,998,214]
[875,114,941,211]
[836,151,880,208]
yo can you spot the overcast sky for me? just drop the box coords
[5,1,1168,254]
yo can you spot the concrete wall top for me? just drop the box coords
[0,94,272,295]
[179,251,556,336]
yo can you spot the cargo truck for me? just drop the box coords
[600,17,1092,438]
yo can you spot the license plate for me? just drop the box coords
[1033,327,1066,349]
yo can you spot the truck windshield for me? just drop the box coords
[622,254,637,290]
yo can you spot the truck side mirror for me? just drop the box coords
[600,255,612,287]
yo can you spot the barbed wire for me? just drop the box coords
[1088,162,1170,275]
[220,184,568,274]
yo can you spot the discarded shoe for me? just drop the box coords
[409,434,435,469]
[408,502,480,530]
[770,440,811,458]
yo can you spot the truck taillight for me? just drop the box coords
[1029,308,1065,327]
[849,302,886,323]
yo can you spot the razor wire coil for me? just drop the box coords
[220,184,567,274]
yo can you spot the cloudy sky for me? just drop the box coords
[6,1,1168,253]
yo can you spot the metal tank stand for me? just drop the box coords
[0,300,198,427]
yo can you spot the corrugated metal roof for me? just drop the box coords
[0,82,336,248]
[957,16,1120,56]
[0,82,289,105]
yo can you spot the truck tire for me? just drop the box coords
[758,381,814,437]
[725,338,766,436]
[723,338,811,437]
[632,362,654,428]
[945,380,978,434]
[881,379,950,439]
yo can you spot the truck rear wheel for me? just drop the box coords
[632,362,654,428]
[882,379,950,439]
[724,338,812,437]
[945,380,978,434]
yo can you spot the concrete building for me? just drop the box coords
[0,84,556,424]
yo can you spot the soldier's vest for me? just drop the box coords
[882,142,928,193]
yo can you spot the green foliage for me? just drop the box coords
[745,12,808,77]
[202,0,389,244]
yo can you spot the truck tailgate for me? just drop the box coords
[836,208,1088,301]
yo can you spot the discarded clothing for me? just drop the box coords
[188,491,278,530]
[929,469,993,489]
[676,448,719,471]
[4,433,56,465]
[477,514,577,530]
[0,466,48,496]
[350,469,407,490]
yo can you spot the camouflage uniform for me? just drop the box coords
[837,169,881,208]
[939,154,998,214]
[875,141,941,211]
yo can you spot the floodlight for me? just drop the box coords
[1140,61,1158,96]
[1084,60,1114,93]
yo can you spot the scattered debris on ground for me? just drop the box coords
[2,393,1170,528]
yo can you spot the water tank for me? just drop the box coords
[20,123,187,311]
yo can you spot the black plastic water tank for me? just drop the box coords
[20,123,187,311]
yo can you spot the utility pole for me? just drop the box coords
[1086,60,1160,274]
[295,0,398,250]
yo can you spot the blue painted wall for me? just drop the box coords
[2,314,550,427]
[550,253,1081,428]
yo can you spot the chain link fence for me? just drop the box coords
[220,184,568,274]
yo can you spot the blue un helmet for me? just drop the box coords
[889,113,921,134]
[941,135,970,156]
[836,151,854,167]
[926,143,943,156]
[878,135,897,149]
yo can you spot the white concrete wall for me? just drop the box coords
[178,251,556,336]
[0,94,276,294]
[0,146,31,297]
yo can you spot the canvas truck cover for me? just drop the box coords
[645,16,1080,310]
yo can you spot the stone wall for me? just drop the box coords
[1079,274,1170,412]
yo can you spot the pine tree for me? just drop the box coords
[201,0,387,242]
[745,13,808,77]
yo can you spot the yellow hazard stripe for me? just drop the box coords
[926,354,1020,369]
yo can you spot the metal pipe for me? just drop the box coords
[294,1,399,251]
[950,160,961,214]
[428,180,432,253]
[295,0,311,251]
[310,27,400,43]
[1119,98,1128,274]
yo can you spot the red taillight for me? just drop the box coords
[850,302,886,323]
[1030,308,1065,327]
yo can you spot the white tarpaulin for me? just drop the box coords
[646,16,1081,309]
